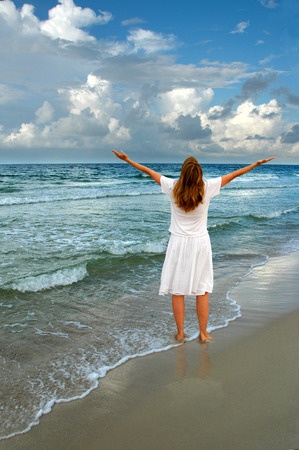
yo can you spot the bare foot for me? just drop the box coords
[175,333,186,342]
[199,332,213,343]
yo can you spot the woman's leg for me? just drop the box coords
[196,292,212,342]
[172,295,185,341]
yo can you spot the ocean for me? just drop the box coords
[0,162,298,439]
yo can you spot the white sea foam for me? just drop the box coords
[0,302,13,309]
[60,321,92,330]
[0,305,242,442]
[254,206,298,219]
[2,323,28,333]
[236,173,279,181]
[10,265,88,293]
[34,328,69,338]
[97,237,167,255]
[0,336,188,441]
[0,190,158,206]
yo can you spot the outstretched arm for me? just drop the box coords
[221,156,276,187]
[112,150,162,185]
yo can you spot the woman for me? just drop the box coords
[112,150,275,343]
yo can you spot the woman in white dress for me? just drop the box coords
[112,150,275,343]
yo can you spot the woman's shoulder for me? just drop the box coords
[161,175,176,182]
[204,176,222,184]
[204,177,222,198]
[161,176,177,195]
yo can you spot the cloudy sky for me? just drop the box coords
[0,0,298,163]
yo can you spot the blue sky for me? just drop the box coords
[0,0,298,163]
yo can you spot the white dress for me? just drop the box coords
[159,175,222,296]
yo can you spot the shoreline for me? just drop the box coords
[1,251,298,450]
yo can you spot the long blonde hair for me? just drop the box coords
[173,157,205,212]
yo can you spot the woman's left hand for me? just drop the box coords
[112,150,129,161]
[255,156,276,165]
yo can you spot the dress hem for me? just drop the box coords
[159,288,213,296]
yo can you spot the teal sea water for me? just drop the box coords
[0,162,298,438]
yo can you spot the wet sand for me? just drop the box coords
[1,252,298,450]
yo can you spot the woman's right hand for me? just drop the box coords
[221,156,276,187]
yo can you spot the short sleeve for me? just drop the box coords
[160,176,176,197]
[205,177,222,199]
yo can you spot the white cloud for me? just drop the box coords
[0,1,40,41]
[259,0,278,9]
[62,74,120,120]
[127,28,177,54]
[40,0,112,43]
[1,72,131,149]
[290,142,299,154]
[158,87,214,128]
[1,74,298,159]
[100,57,250,91]
[107,118,131,142]
[19,3,40,35]
[206,99,283,153]
[121,17,145,27]
[230,21,250,34]
[4,122,38,146]
[35,101,54,124]
[230,99,281,136]
[0,1,297,161]
[259,54,278,65]
[0,0,19,26]
[57,74,131,143]
[0,0,112,44]
[0,83,26,104]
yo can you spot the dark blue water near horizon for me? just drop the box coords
[0,162,298,439]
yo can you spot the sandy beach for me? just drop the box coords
[1,251,298,450]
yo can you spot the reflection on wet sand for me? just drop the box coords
[168,342,223,408]
[174,342,212,381]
